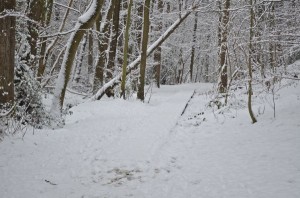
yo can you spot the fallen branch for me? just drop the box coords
[181,90,196,116]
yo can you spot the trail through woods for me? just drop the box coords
[0,83,300,198]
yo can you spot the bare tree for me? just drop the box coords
[248,0,257,123]
[137,0,151,101]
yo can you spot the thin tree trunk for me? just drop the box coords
[248,0,257,123]
[137,0,151,101]
[189,11,198,82]
[36,0,53,79]
[120,0,133,99]
[87,30,93,83]
[153,0,163,88]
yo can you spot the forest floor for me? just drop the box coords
[0,73,300,197]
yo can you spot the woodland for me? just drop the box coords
[1,1,300,197]
[0,0,300,131]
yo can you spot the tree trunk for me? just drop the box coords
[107,0,121,81]
[74,34,88,83]
[218,0,230,93]
[189,11,198,82]
[87,30,93,83]
[120,0,133,99]
[248,0,257,123]
[36,0,53,79]
[153,0,163,88]
[50,0,104,119]
[137,0,151,101]
[0,0,16,108]
[93,1,114,94]
[25,0,53,69]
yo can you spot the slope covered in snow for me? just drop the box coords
[0,79,299,198]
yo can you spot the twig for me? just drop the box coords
[181,89,196,116]
[45,179,57,185]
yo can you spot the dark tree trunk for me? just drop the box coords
[137,0,151,101]
[26,0,43,67]
[0,0,16,108]
[107,0,121,81]
[93,1,114,94]
[189,11,198,82]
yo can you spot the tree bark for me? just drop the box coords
[189,11,198,82]
[36,0,53,79]
[107,0,121,81]
[25,0,53,69]
[153,0,163,88]
[93,1,114,94]
[87,30,93,83]
[248,0,257,123]
[218,0,230,93]
[0,0,16,108]
[120,0,133,99]
[137,0,151,101]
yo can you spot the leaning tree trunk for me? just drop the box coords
[137,0,151,101]
[50,0,104,119]
[0,0,16,109]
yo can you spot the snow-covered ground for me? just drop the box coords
[0,79,299,198]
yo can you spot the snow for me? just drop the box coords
[78,0,97,24]
[1,80,300,198]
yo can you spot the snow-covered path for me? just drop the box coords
[0,84,209,198]
[0,82,299,198]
